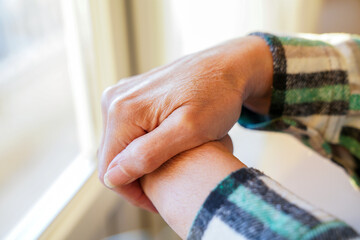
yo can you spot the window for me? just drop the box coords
[3,0,132,238]
[0,0,79,237]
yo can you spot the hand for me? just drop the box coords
[98,36,273,211]
[141,135,246,238]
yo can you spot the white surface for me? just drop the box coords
[229,124,360,232]
[202,216,247,240]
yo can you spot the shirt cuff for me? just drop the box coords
[187,167,358,240]
[238,32,360,188]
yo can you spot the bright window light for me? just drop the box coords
[0,0,80,237]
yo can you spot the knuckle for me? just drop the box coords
[102,86,113,98]
[120,165,137,180]
[137,158,154,175]
[118,100,134,115]
[107,100,119,116]
[108,99,140,123]
[108,98,130,117]
[101,86,115,109]
[102,81,143,120]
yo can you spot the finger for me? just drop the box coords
[97,102,109,161]
[98,117,157,213]
[98,80,136,176]
[104,109,207,188]
[113,180,158,213]
[98,86,114,159]
[98,119,146,182]
[97,86,115,174]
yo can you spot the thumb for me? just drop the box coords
[104,110,207,188]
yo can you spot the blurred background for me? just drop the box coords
[1,0,360,239]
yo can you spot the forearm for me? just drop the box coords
[140,138,245,239]
[140,138,359,240]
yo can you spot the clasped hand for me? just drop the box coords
[97,36,273,212]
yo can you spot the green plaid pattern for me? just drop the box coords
[188,33,360,239]
[240,32,360,188]
[188,168,359,239]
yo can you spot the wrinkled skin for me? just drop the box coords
[98,36,273,211]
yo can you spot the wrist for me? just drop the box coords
[222,36,273,115]
[140,141,245,238]
[188,36,273,109]
[243,36,274,114]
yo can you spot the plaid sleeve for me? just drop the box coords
[239,32,360,188]
[187,168,359,240]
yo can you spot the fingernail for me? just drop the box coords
[104,165,135,188]
[104,172,116,188]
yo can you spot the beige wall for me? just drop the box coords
[319,0,360,34]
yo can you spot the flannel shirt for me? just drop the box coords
[187,32,360,240]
